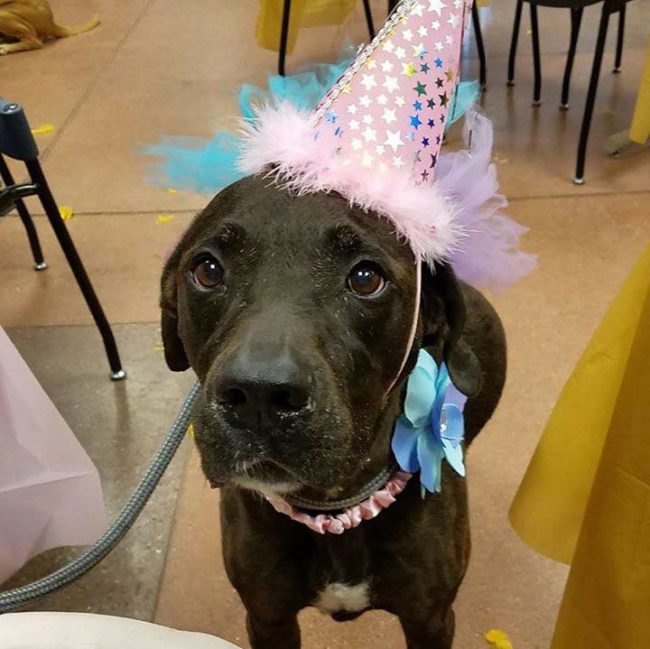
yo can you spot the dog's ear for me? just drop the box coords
[160,247,190,372]
[421,262,483,397]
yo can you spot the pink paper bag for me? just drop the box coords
[0,327,106,584]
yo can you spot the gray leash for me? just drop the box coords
[0,382,200,614]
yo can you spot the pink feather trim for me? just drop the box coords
[237,103,536,287]
[237,103,462,266]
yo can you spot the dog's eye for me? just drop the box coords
[192,255,224,289]
[347,262,386,297]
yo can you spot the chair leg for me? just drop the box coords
[472,2,487,91]
[530,3,542,106]
[560,7,583,110]
[278,0,291,77]
[574,5,611,184]
[507,0,523,86]
[613,5,625,73]
[0,154,47,270]
[362,0,376,41]
[25,159,126,379]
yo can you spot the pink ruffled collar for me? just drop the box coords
[265,471,412,535]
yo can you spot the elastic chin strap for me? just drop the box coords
[385,258,422,396]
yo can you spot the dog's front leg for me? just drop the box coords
[399,607,455,649]
[246,612,301,649]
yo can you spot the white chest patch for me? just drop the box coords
[315,582,370,614]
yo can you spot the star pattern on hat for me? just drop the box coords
[315,0,470,178]
[429,0,447,16]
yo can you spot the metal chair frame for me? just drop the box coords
[506,0,632,183]
[278,0,376,76]
[0,99,125,380]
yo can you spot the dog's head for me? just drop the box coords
[161,176,481,496]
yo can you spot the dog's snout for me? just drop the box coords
[215,350,311,428]
[218,379,309,417]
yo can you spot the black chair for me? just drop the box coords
[278,0,377,76]
[0,98,125,380]
[388,0,487,89]
[506,0,633,184]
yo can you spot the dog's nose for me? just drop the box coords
[215,352,311,428]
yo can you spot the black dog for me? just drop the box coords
[160,175,506,649]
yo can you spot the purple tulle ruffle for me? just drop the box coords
[438,110,537,289]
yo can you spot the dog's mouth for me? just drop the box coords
[206,458,301,496]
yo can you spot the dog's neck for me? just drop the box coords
[286,389,403,511]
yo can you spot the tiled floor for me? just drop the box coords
[1,1,649,648]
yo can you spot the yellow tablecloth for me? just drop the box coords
[630,41,650,144]
[510,244,650,649]
[256,0,356,54]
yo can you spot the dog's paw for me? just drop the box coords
[0,45,8,56]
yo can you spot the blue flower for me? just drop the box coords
[391,350,468,494]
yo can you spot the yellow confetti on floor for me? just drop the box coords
[166,188,178,194]
[153,345,165,353]
[187,423,195,439]
[485,629,513,649]
[59,206,74,221]
[31,124,55,135]
[156,214,174,224]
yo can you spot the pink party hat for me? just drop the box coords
[238,0,535,281]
